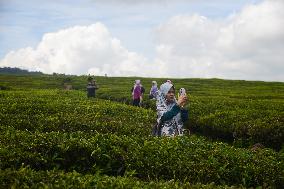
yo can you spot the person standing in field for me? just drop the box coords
[131,80,144,107]
[154,82,189,136]
[149,81,158,100]
[87,77,99,98]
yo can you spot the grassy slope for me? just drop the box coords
[0,89,283,188]
[1,74,283,149]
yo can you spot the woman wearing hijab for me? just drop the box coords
[149,81,158,100]
[131,80,143,107]
[155,82,189,136]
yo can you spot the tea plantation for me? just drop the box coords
[0,74,284,188]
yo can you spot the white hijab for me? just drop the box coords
[156,82,184,137]
[156,82,177,122]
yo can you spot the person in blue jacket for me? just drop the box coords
[155,82,189,136]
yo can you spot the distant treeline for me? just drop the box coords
[0,67,43,75]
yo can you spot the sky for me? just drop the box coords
[0,0,283,81]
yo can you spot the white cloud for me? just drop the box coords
[1,0,283,81]
[0,23,154,76]
[153,0,284,81]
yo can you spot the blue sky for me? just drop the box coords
[1,0,283,81]
[0,0,262,59]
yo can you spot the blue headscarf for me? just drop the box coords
[159,82,173,97]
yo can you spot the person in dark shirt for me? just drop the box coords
[87,77,99,98]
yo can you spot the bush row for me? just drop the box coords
[1,89,283,150]
[188,96,284,150]
[0,167,244,189]
[1,128,283,188]
[0,90,155,137]
[96,91,284,150]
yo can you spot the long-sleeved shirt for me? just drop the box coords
[156,98,189,136]
[160,104,189,123]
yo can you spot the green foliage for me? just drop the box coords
[0,90,155,136]
[0,75,284,150]
[1,75,284,188]
[189,96,284,149]
[1,167,244,189]
[1,129,283,187]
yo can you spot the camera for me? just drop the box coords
[179,88,186,96]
